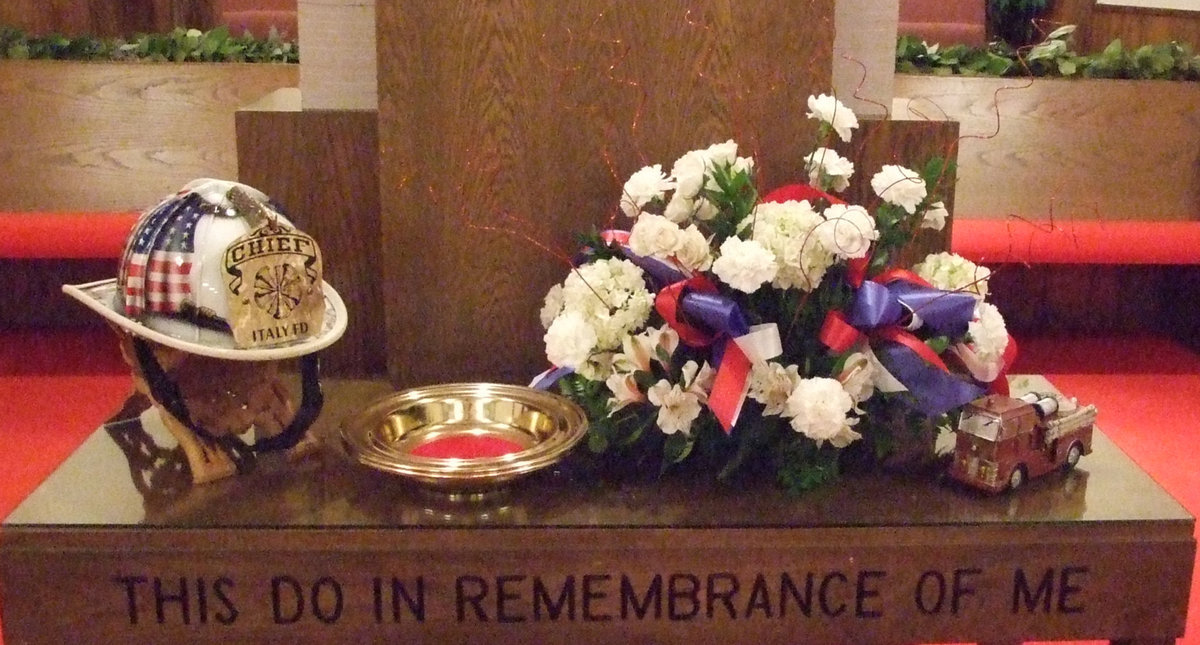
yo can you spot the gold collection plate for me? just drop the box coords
[340,383,588,494]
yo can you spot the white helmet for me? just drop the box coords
[64,179,346,454]
[64,178,346,360]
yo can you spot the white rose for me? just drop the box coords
[647,379,703,436]
[670,149,709,199]
[712,237,778,293]
[804,147,854,192]
[662,193,697,224]
[871,164,927,215]
[620,164,677,218]
[544,312,598,369]
[784,377,862,448]
[674,224,713,272]
[818,203,878,260]
[806,94,859,142]
[628,213,684,259]
[921,201,949,231]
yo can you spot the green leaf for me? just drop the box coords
[1045,24,1076,41]
[661,433,694,471]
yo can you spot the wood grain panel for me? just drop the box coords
[0,0,190,37]
[378,0,836,387]
[1046,0,1200,50]
[893,75,1200,222]
[0,61,298,212]
[236,90,385,377]
[1087,4,1200,50]
[834,118,959,266]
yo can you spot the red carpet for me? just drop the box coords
[1,330,1197,644]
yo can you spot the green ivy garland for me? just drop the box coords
[897,25,1200,81]
[0,25,297,63]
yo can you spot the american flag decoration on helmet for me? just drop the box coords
[120,191,210,317]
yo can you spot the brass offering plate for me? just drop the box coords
[340,383,587,493]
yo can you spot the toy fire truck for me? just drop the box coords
[949,391,1097,493]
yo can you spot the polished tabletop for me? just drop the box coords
[6,375,1191,532]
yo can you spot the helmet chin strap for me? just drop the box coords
[131,338,324,458]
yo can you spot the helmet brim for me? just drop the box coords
[63,278,348,361]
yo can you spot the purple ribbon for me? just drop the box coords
[849,280,975,337]
[847,278,983,417]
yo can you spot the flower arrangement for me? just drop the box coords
[536,94,1015,491]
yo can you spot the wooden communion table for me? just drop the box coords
[1,377,1193,644]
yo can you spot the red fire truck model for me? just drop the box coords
[949,391,1097,494]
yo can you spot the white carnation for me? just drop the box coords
[803,147,854,192]
[968,301,1009,365]
[711,237,778,293]
[806,94,859,142]
[921,201,949,231]
[784,377,862,448]
[817,203,878,260]
[620,164,676,218]
[871,164,927,214]
[913,252,991,298]
[544,311,598,369]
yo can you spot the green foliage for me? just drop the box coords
[0,25,297,63]
[897,26,1200,81]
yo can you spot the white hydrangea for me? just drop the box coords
[619,164,676,218]
[803,147,855,192]
[558,258,654,351]
[784,377,862,448]
[544,311,598,369]
[749,362,801,416]
[743,200,835,291]
[920,201,949,231]
[806,94,859,142]
[711,237,778,293]
[817,203,878,260]
[871,164,927,214]
[540,283,564,329]
[913,251,991,298]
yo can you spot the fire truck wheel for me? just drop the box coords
[1065,442,1083,469]
[1008,466,1026,491]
